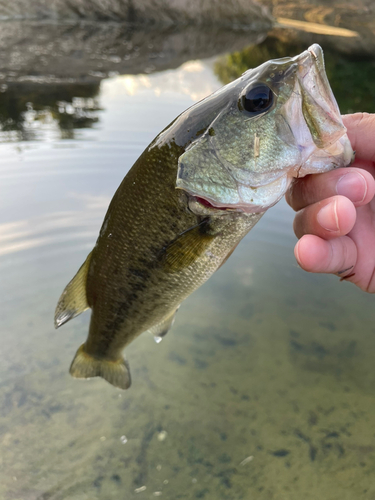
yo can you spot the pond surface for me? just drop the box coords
[1,12,375,500]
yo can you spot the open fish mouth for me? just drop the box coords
[290,44,347,156]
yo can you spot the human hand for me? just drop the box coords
[286,113,375,292]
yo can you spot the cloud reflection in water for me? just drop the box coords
[0,193,110,257]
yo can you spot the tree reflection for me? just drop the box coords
[0,82,100,141]
[215,37,375,114]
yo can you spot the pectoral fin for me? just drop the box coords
[147,306,180,341]
[162,221,215,272]
[70,344,131,390]
[54,251,92,328]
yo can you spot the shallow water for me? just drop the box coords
[1,21,375,500]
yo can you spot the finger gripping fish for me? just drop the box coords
[55,44,353,390]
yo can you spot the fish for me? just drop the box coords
[55,44,353,390]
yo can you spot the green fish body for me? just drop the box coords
[55,44,353,389]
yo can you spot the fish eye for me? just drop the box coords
[241,84,274,115]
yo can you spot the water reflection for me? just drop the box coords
[0,61,220,144]
[0,83,100,141]
[0,21,270,84]
[0,198,106,257]
[3,32,375,142]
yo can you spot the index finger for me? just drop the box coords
[343,113,375,163]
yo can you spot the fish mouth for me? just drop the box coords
[194,196,230,210]
[186,191,275,216]
[293,44,346,150]
[188,195,240,215]
[280,43,353,177]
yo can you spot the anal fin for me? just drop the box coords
[54,251,92,328]
[70,344,131,390]
[147,307,179,342]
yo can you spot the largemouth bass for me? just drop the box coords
[55,44,353,390]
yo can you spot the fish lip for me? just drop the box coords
[296,44,345,137]
[294,44,324,74]
[194,196,232,211]
[180,189,243,214]
[286,43,351,166]
[307,44,323,62]
[188,194,242,213]
[294,44,324,68]
[192,196,243,212]
[185,192,267,215]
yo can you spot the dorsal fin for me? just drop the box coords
[54,251,92,328]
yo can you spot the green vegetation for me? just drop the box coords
[215,36,375,114]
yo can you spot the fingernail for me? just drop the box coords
[317,201,339,232]
[336,172,367,203]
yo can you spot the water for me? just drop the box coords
[1,10,375,500]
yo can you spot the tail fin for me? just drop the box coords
[69,344,131,390]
